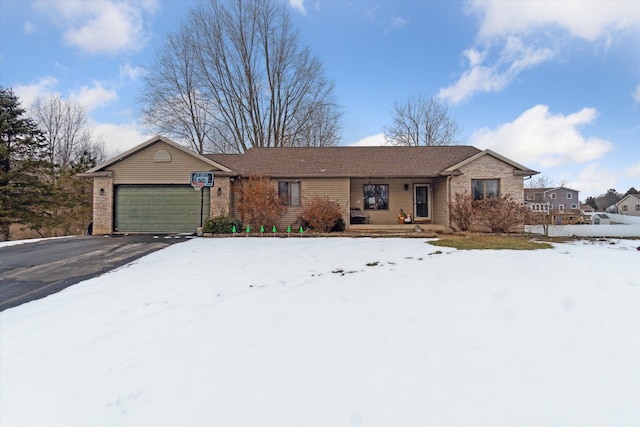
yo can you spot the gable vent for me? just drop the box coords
[154,150,171,162]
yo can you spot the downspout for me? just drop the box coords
[446,175,452,230]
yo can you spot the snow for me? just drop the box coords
[1,237,639,426]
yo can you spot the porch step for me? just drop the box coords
[347,224,446,233]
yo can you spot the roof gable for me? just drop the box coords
[616,193,640,206]
[87,135,232,173]
[442,149,538,176]
[543,186,579,193]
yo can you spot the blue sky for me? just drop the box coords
[1,0,639,198]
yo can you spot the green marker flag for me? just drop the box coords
[260,225,265,233]
[287,225,291,233]
[232,225,236,234]
[299,226,304,235]
[272,225,277,234]
[246,225,250,233]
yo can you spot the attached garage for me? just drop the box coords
[114,185,210,233]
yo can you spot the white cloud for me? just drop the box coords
[389,16,409,30]
[23,21,36,35]
[289,0,306,15]
[441,1,640,104]
[633,84,640,103]
[439,37,554,104]
[566,163,618,197]
[92,121,150,156]
[70,82,117,112]
[33,0,159,54]
[624,161,640,178]
[13,77,60,107]
[470,104,613,168]
[468,0,640,42]
[119,63,144,82]
[348,133,393,147]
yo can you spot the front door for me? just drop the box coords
[414,184,430,220]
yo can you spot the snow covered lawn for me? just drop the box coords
[1,237,639,426]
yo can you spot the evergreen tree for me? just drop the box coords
[624,187,639,196]
[585,196,598,210]
[0,87,53,240]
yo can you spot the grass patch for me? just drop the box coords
[429,234,552,250]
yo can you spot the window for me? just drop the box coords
[363,184,389,210]
[558,204,565,212]
[526,194,533,200]
[471,179,499,200]
[278,181,300,206]
[622,205,628,211]
[571,204,578,209]
[636,204,640,211]
[566,193,572,199]
[549,193,557,199]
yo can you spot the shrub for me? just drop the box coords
[235,175,287,229]
[298,196,344,232]
[473,195,534,233]
[449,192,474,231]
[203,216,242,234]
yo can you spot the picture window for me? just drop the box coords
[471,179,499,200]
[363,184,389,210]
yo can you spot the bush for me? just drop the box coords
[449,192,474,231]
[235,175,287,229]
[298,196,344,232]
[203,216,242,234]
[473,195,534,233]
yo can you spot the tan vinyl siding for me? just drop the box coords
[229,178,350,229]
[279,178,349,228]
[432,178,449,227]
[350,178,432,225]
[108,141,221,184]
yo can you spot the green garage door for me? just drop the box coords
[115,185,210,233]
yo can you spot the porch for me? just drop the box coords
[348,177,448,229]
[347,223,447,234]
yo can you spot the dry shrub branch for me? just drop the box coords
[236,176,287,228]
[450,192,534,233]
[299,196,344,232]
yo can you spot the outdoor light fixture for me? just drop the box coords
[217,187,222,196]
[99,188,105,196]
[404,184,409,191]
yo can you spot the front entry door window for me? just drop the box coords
[414,185,430,219]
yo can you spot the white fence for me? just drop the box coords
[601,213,640,224]
[525,224,640,237]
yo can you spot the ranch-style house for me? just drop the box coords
[80,135,538,234]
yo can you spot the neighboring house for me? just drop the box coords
[592,213,611,225]
[615,193,640,216]
[580,203,595,215]
[79,135,538,234]
[524,186,588,225]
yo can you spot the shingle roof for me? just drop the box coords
[206,146,484,178]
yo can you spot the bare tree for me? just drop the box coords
[30,95,93,170]
[526,174,554,189]
[138,23,220,154]
[384,95,461,146]
[139,0,342,154]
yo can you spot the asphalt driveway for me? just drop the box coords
[0,234,190,311]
